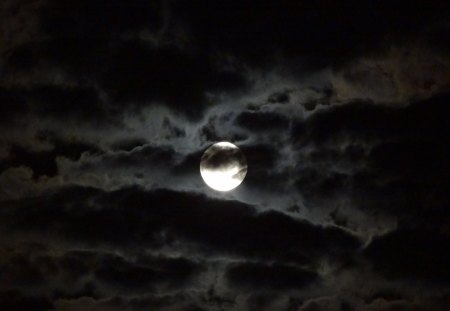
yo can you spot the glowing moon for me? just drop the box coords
[200,142,247,192]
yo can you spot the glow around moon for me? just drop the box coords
[200,142,247,192]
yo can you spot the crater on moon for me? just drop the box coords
[200,142,247,192]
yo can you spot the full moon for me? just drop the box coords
[200,142,247,192]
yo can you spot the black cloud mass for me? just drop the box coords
[0,0,449,310]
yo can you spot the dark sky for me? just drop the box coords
[1,1,450,310]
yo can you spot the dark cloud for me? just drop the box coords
[8,0,163,78]
[29,85,108,122]
[267,90,291,104]
[2,1,249,122]
[99,40,248,118]
[174,0,450,70]
[331,43,450,104]
[172,150,203,177]
[0,134,100,178]
[199,116,248,143]
[40,0,163,37]
[4,40,248,120]
[225,262,318,290]
[0,87,28,125]
[110,138,149,152]
[0,253,46,288]
[235,111,291,132]
[0,145,58,178]
[293,92,450,145]
[240,144,282,190]
[0,186,361,308]
[1,186,360,265]
[0,243,203,303]
[94,254,202,292]
[0,290,53,311]
[78,144,175,172]
[291,93,450,223]
[365,228,450,283]
[162,117,186,138]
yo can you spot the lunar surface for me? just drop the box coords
[200,142,247,191]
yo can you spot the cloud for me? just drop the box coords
[0,290,52,311]
[290,93,450,222]
[365,228,450,283]
[0,87,29,126]
[331,44,450,105]
[94,254,203,293]
[0,133,100,179]
[1,1,250,126]
[0,185,363,308]
[225,262,318,290]
[1,1,450,309]
[99,40,248,119]
[172,0,448,70]
[0,242,206,302]
[235,111,291,132]
[0,186,361,264]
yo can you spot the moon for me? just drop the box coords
[200,142,247,192]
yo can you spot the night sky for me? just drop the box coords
[1,1,450,310]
